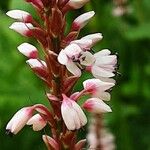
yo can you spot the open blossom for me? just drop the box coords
[72,11,95,30]
[27,114,47,131]
[61,94,87,130]
[58,43,95,76]
[17,43,38,58]
[87,49,117,79]
[83,98,112,114]
[83,79,115,101]
[6,107,34,135]
[9,22,34,37]
[6,10,33,23]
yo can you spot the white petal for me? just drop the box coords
[92,65,115,78]
[94,49,111,59]
[26,59,46,68]
[80,51,95,66]
[66,60,81,76]
[58,50,68,65]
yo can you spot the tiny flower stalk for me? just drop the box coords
[6,0,118,149]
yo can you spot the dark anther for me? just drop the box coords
[6,130,14,137]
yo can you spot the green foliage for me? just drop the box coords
[0,0,150,150]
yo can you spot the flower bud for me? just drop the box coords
[83,98,112,114]
[26,59,48,78]
[68,0,90,9]
[61,94,87,130]
[81,33,103,46]
[42,135,59,150]
[6,10,33,23]
[6,107,34,135]
[72,11,95,30]
[17,43,38,58]
[27,114,47,131]
[9,22,34,37]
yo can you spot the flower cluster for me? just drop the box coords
[6,0,118,149]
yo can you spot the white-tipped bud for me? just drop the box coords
[17,43,38,58]
[61,94,87,130]
[68,0,90,9]
[26,59,48,78]
[81,33,103,46]
[6,107,34,135]
[83,98,112,114]
[6,10,33,23]
[9,22,34,37]
[42,135,59,150]
[72,11,95,30]
[27,114,47,131]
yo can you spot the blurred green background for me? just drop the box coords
[0,0,150,150]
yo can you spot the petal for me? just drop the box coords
[58,50,68,65]
[80,51,95,66]
[66,60,81,77]
[94,49,111,59]
[92,65,115,78]
[68,0,90,9]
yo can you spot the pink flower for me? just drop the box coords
[83,79,115,101]
[9,22,34,37]
[58,43,95,76]
[87,49,117,79]
[26,114,47,131]
[17,43,38,58]
[61,94,87,130]
[42,135,59,150]
[67,0,90,9]
[6,10,33,23]
[83,98,112,114]
[72,11,95,30]
[6,107,34,135]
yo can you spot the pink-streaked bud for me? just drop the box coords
[6,106,34,135]
[27,114,47,131]
[9,22,34,37]
[68,0,90,9]
[83,98,112,114]
[81,33,103,46]
[6,10,33,23]
[83,79,115,101]
[25,0,44,10]
[26,59,48,78]
[17,43,38,58]
[42,135,59,150]
[61,94,87,130]
[72,11,95,30]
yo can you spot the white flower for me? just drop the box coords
[58,43,95,76]
[27,114,47,131]
[6,107,34,135]
[9,22,34,36]
[72,11,95,30]
[61,94,87,130]
[17,43,38,58]
[68,0,90,9]
[83,78,115,101]
[6,10,32,23]
[83,98,112,113]
[87,49,117,79]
